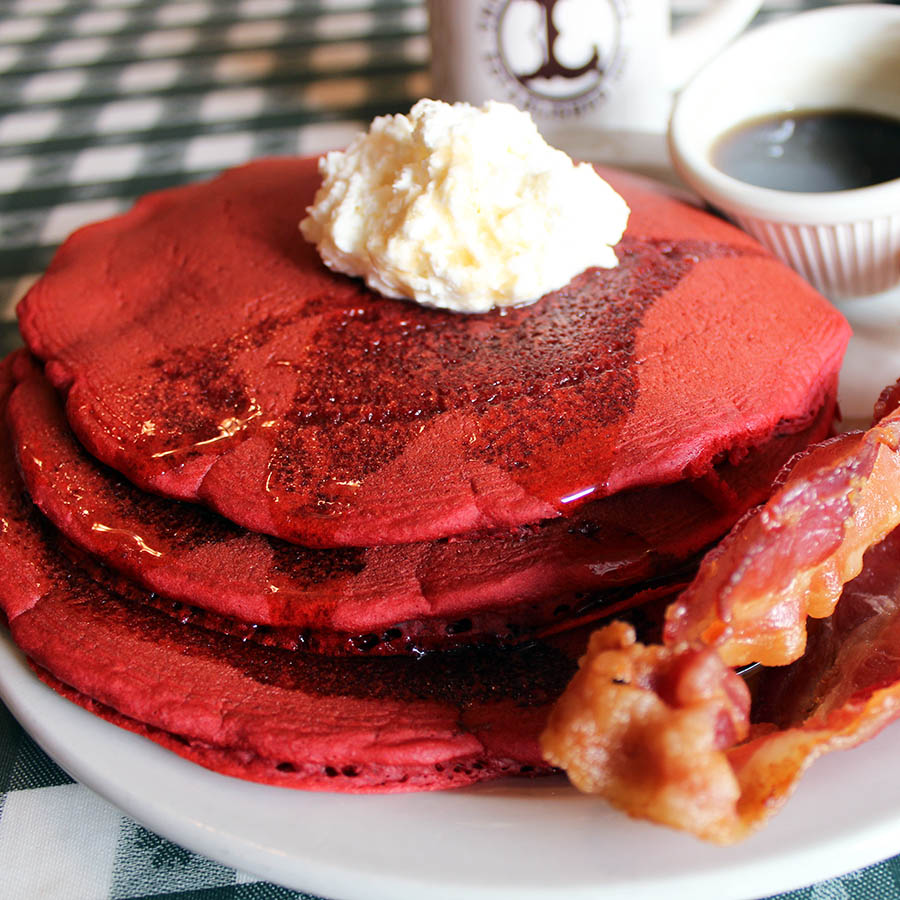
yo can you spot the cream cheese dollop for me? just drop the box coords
[300,99,630,314]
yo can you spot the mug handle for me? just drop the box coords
[666,0,763,90]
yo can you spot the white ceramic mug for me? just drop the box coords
[428,0,762,158]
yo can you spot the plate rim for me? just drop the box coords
[3,626,900,900]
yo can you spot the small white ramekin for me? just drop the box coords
[668,3,900,301]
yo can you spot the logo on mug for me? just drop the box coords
[487,0,627,115]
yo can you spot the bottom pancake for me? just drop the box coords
[11,582,571,791]
[28,663,552,790]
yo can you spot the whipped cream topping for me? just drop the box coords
[300,99,630,314]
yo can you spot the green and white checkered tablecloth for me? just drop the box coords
[0,697,310,900]
[3,1,900,897]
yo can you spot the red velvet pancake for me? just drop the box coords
[8,352,833,653]
[17,159,850,547]
[0,355,580,791]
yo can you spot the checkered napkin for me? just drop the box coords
[0,699,313,900]
[0,0,429,319]
[1,0,899,897]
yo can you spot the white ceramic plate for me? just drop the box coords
[2,629,900,900]
[836,285,900,427]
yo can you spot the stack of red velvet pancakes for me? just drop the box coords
[0,158,849,793]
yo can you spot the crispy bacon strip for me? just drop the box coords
[541,622,751,842]
[543,382,900,842]
[665,399,900,667]
[542,564,900,844]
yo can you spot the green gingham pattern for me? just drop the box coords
[0,692,306,899]
[1,0,899,897]
[0,0,429,291]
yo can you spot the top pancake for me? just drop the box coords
[18,158,850,547]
